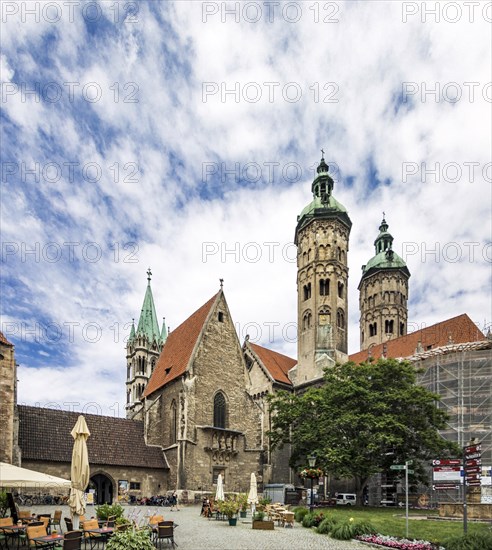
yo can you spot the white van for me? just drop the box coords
[336,493,356,505]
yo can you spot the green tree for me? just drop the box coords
[267,359,459,505]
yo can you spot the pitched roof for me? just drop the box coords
[248,342,295,386]
[143,292,219,397]
[349,314,486,363]
[0,330,13,346]
[18,405,167,469]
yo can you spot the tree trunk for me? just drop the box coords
[355,477,368,506]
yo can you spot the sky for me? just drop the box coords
[1,1,491,417]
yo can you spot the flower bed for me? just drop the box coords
[356,534,441,550]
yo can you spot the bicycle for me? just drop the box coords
[14,494,34,506]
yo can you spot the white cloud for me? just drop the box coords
[1,1,490,414]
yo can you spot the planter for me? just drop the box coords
[239,511,247,518]
[228,517,238,526]
[252,520,274,530]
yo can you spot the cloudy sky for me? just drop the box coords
[1,1,490,416]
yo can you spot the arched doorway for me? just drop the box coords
[89,473,114,504]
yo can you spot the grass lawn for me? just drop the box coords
[312,507,491,544]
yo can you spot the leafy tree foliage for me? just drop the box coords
[267,359,459,504]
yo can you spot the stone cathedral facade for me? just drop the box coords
[4,154,488,502]
[124,155,413,492]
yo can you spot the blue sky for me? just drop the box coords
[1,1,490,415]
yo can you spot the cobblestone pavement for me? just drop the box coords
[25,504,362,549]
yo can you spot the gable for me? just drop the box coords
[144,292,219,397]
[247,342,295,386]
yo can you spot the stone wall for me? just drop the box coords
[21,460,167,500]
[0,340,15,463]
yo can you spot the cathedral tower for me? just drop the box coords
[358,217,410,351]
[126,269,167,420]
[293,154,352,384]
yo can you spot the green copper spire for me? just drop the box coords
[136,268,161,343]
[129,318,136,341]
[161,317,168,342]
[361,217,409,276]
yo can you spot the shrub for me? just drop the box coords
[301,511,325,527]
[253,511,265,521]
[105,527,154,550]
[351,520,377,537]
[442,532,492,550]
[330,520,355,540]
[294,508,309,523]
[95,503,124,520]
[0,491,8,517]
[316,516,339,534]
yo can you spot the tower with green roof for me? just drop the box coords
[292,154,352,384]
[358,217,410,351]
[126,268,167,420]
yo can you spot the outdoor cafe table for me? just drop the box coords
[84,527,114,549]
[31,533,63,549]
[0,524,26,549]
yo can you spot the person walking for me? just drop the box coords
[169,490,179,511]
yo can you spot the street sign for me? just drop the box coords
[467,480,481,486]
[433,459,461,466]
[465,444,482,454]
[465,466,481,474]
[390,465,405,470]
[434,466,461,471]
[433,484,460,490]
[406,460,413,465]
[407,470,414,474]
[465,458,482,467]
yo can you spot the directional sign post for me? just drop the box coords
[390,465,405,470]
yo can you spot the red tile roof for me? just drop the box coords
[349,313,485,363]
[248,342,295,386]
[144,292,219,397]
[18,405,167,469]
[0,330,13,346]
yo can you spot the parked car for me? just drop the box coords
[336,493,356,505]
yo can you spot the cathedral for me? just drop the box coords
[122,155,414,492]
[1,155,490,504]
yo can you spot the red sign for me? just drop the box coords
[432,459,461,466]
[464,444,482,454]
[465,458,482,467]
[467,480,481,486]
[465,473,481,480]
[465,467,481,474]
[433,466,461,472]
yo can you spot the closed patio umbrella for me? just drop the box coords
[247,473,258,516]
[215,474,224,501]
[68,415,90,529]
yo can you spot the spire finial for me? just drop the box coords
[321,148,325,158]
[382,211,385,218]
[147,267,152,283]
[219,278,224,289]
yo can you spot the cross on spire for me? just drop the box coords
[321,148,325,157]
[147,267,152,283]
[219,278,224,289]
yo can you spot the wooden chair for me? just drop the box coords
[149,515,164,526]
[26,524,50,548]
[281,511,295,528]
[59,530,83,550]
[52,510,63,532]
[155,521,176,548]
[82,519,104,550]
[38,515,51,534]
[0,518,13,550]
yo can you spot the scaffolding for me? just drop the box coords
[414,341,492,505]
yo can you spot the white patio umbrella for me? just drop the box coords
[0,462,71,488]
[68,416,90,530]
[215,474,225,501]
[247,473,258,516]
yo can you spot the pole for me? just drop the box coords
[310,477,314,513]
[405,461,409,538]
[463,446,467,534]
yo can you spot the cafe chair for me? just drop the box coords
[0,518,13,550]
[64,518,73,532]
[55,530,83,550]
[26,524,51,548]
[38,515,51,534]
[52,511,63,533]
[82,519,105,550]
[155,521,177,548]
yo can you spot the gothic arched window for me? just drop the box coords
[302,311,312,330]
[320,278,329,296]
[214,392,227,429]
[170,400,177,444]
